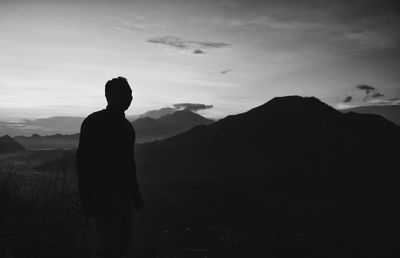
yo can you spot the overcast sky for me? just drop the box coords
[1,0,399,120]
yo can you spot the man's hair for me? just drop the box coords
[105,76,131,99]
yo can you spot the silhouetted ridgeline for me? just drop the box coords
[134,96,399,257]
[137,95,399,182]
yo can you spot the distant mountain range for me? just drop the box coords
[9,110,213,149]
[341,104,400,125]
[0,107,194,137]
[0,116,84,137]
[133,109,214,143]
[138,107,176,119]
[3,100,399,154]
[13,133,80,150]
[2,104,399,137]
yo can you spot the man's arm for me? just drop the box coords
[132,158,144,211]
[76,118,95,195]
[130,127,144,211]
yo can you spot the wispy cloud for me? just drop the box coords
[173,103,213,112]
[146,36,231,55]
[193,49,205,54]
[110,15,167,33]
[217,8,399,53]
[342,95,352,103]
[193,41,231,48]
[356,84,386,101]
[147,36,188,48]
[352,84,399,105]
[357,84,376,94]
[366,98,400,105]
[221,69,232,74]
[113,25,135,33]
[372,92,384,98]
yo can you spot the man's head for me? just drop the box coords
[105,77,133,111]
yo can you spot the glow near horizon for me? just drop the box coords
[1,0,399,121]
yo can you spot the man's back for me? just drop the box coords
[76,107,137,194]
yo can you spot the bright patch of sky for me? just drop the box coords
[1,0,399,120]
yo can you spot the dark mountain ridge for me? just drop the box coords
[145,96,398,152]
[134,96,399,257]
[137,95,399,193]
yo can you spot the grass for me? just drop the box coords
[0,150,92,258]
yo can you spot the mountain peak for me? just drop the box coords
[265,95,328,109]
[138,107,176,119]
[269,95,321,104]
[247,95,340,118]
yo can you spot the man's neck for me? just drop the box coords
[106,105,125,118]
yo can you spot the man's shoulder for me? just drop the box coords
[124,118,135,132]
[87,109,108,120]
[82,109,107,127]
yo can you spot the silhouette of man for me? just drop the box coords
[76,76,143,258]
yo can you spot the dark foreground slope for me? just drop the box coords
[0,135,26,154]
[135,96,399,257]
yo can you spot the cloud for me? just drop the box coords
[356,84,385,101]
[366,98,400,105]
[113,25,134,33]
[147,36,188,49]
[191,41,231,48]
[354,85,398,105]
[342,95,352,103]
[221,69,232,74]
[356,84,376,93]
[372,92,384,98]
[173,103,213,112]
[193,49,205,54]
[110,15,166,32]
[147,36,231,55]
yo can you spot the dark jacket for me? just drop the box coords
[76,106,140,198]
